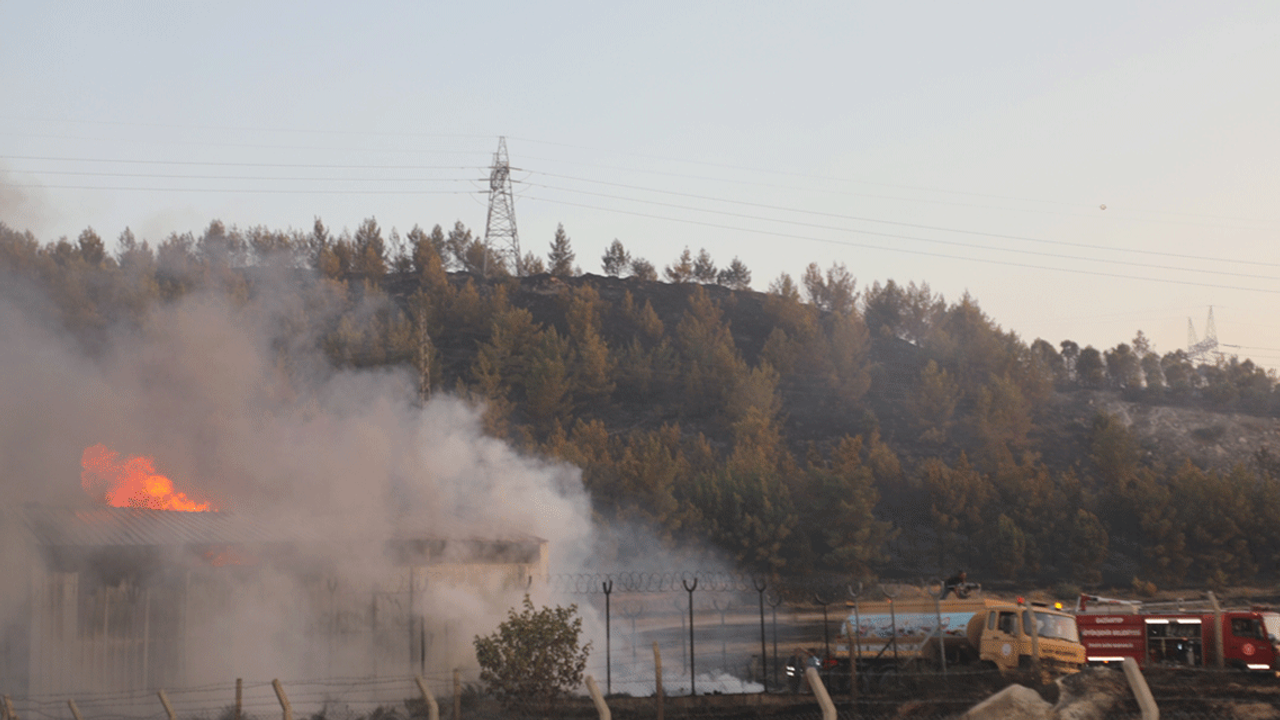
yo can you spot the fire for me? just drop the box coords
[81,444,215,511]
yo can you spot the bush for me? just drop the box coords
[473,595,591,714]
[1131,577,1158,597]
[1052,582,1082,602]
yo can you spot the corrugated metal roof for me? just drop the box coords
[19,506,295,547]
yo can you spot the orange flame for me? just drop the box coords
[81,444,215,511]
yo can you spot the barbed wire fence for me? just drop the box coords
[4,572,1278,719]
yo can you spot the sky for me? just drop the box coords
[2,2,1278,370]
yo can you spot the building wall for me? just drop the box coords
[12,539,548,696]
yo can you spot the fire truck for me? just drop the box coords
[1075,593,1280,672]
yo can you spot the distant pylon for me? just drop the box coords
[482,137,520,277]
[1187,306,1221,364]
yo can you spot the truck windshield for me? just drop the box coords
[1024,611,1079,642]
[1233,617,1267,640]
[1264,615,1280,643]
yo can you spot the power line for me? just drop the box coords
[508,137,1280,227]
[5,169,481,182]
[0,154,484,170]
[521,181,1280,283]
[0,115,494,140]
[9,116,1274,228]
[512,155,1139,224]
[0,183,482,195]
[1,131,490,156]
[524,170,1280,269]
[523,193,1280,296]
[8,112,1278,228]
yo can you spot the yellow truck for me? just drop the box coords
[793,596,1086,691]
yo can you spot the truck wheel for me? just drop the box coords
[874,667,904,694]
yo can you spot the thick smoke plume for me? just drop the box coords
[0,272,600,690]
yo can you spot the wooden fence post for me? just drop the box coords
[414,676,439,720]
[652,642,664,720]
[67,701,84,720]
[804,668,836,720]
[452,669,461,720]
[235,679,242,720]
[585,676,610,720]
[272,679,293,720]
[1122,657,1159,720]
[158,690,176,720]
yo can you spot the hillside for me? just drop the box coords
[440,271,1280,473]
[5,220,1280,591]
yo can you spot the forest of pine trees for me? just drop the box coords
[4,217,1280,590]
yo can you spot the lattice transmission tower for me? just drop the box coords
[1187,306,1221,364]
[482,136,521,277]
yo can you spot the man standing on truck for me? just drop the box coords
[941,570,970,599]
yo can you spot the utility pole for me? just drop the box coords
[482,136,521,278]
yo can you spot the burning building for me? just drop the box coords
[0,502,548,696]
[0,293,593,701]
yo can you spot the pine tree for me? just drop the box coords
[601,239,631,276]
[664,247,694,283]
[630,257,658,281]
[692,248,717,282]
[547,223,576,277]
[716,257,752,289]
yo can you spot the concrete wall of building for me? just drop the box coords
[8,538,549,696]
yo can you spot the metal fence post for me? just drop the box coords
[849,582,863,703]
[653,642,664,720]
[767,591,783,690]
[683,576,698,695]
[754,577,768,690]
[621,602,642,667]
[602,579,613,696]
[882,584,901,664]
[927,578,947,677]
[814,592,832,661]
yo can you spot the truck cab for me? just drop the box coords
[970,602,1084,675]
[821,596,1084,683]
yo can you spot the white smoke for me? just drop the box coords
[0,274,601,692]
[0,253,771,707]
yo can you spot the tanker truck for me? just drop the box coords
[791,596,1086,691]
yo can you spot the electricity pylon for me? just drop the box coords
[1187,306,1221,364]
[482,136,520,277]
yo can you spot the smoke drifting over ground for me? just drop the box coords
[0,273,602,687]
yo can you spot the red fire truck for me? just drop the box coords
[1075,594,1280,672]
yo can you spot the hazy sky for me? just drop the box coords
[3,2,1278,369]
